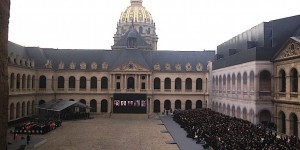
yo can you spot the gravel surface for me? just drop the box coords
[25,117,179,150]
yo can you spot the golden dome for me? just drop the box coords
[120,0,153,24]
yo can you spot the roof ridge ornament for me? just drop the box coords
[131,0,143,6]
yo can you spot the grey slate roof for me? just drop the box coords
[8,41,215,72]
[213,14,300,70]
[8,42,26,57]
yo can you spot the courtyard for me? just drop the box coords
[8,116,179,150]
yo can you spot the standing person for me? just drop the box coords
[26,134,30,145]
[13,131,18,142]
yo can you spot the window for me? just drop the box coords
[196,78,203,91]
[237,73,241,92]
[39,75,46,89]
[116,75,121,80]
[185,78,192,90]
[154,78,160,89]
[175,78,182,90]
[17,74,20,89]
[90,100,97,112]
[10,73,15,89]
[101,77,108,89]
[58,76,64,88]
[91,77,97,89]
[250,71,254,92]
[164,78,171,89]
[279,70,286,92]
[243,72,247,92]
[127,77,135,89]
[116,82,121,89]
[259,70,271,91]
[141,83,146,89]
[291,68,298,92]
[80,77,87,89]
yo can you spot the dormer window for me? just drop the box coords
[127,37,137,48]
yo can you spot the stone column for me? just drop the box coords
[125,74,127,90]
[298,77,300,98]
[182,80,186,92]
[20,77,23,91]
[109,97,113,114]
[121,74,124,90]
[149,74,152,90]
[148,97,152,114]
[75,77,79,92]
[97,100,101,113]
[110,74,114,90]
[286,119,291,136]
[0,0,10,148]
[97,77,101,92]
[135,74,138,90]
[297,121,300,137]
[286,76,291,99]
[64,77,68,91]
[27,77,31,91]
[192,78,196,93]
[203,77,207,93]
[53,76,57,92]
[86,78,90,91]
[13,75,16,92]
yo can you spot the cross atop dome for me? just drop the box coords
[131,0,143,6]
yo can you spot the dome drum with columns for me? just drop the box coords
[113,0,158,50]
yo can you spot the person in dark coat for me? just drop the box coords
[26,134,31,145]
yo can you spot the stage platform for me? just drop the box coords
[110,113,149,119]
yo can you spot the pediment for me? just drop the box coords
[274,38,300,61]
[112,61,150,72]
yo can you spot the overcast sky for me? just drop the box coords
[8,0,300,51]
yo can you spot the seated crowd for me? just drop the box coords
[173,109,300,150]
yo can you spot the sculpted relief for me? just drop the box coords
[277,42,300,60]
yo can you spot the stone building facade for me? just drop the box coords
[210,15,300,137]
[6,0,300,138]
[7,0,214,121]
[273,36,300,137]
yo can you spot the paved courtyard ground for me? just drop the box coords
[9,116,179,150]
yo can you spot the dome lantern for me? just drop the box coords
[131,0,143,6]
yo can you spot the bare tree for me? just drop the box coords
[0,0,10,149]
